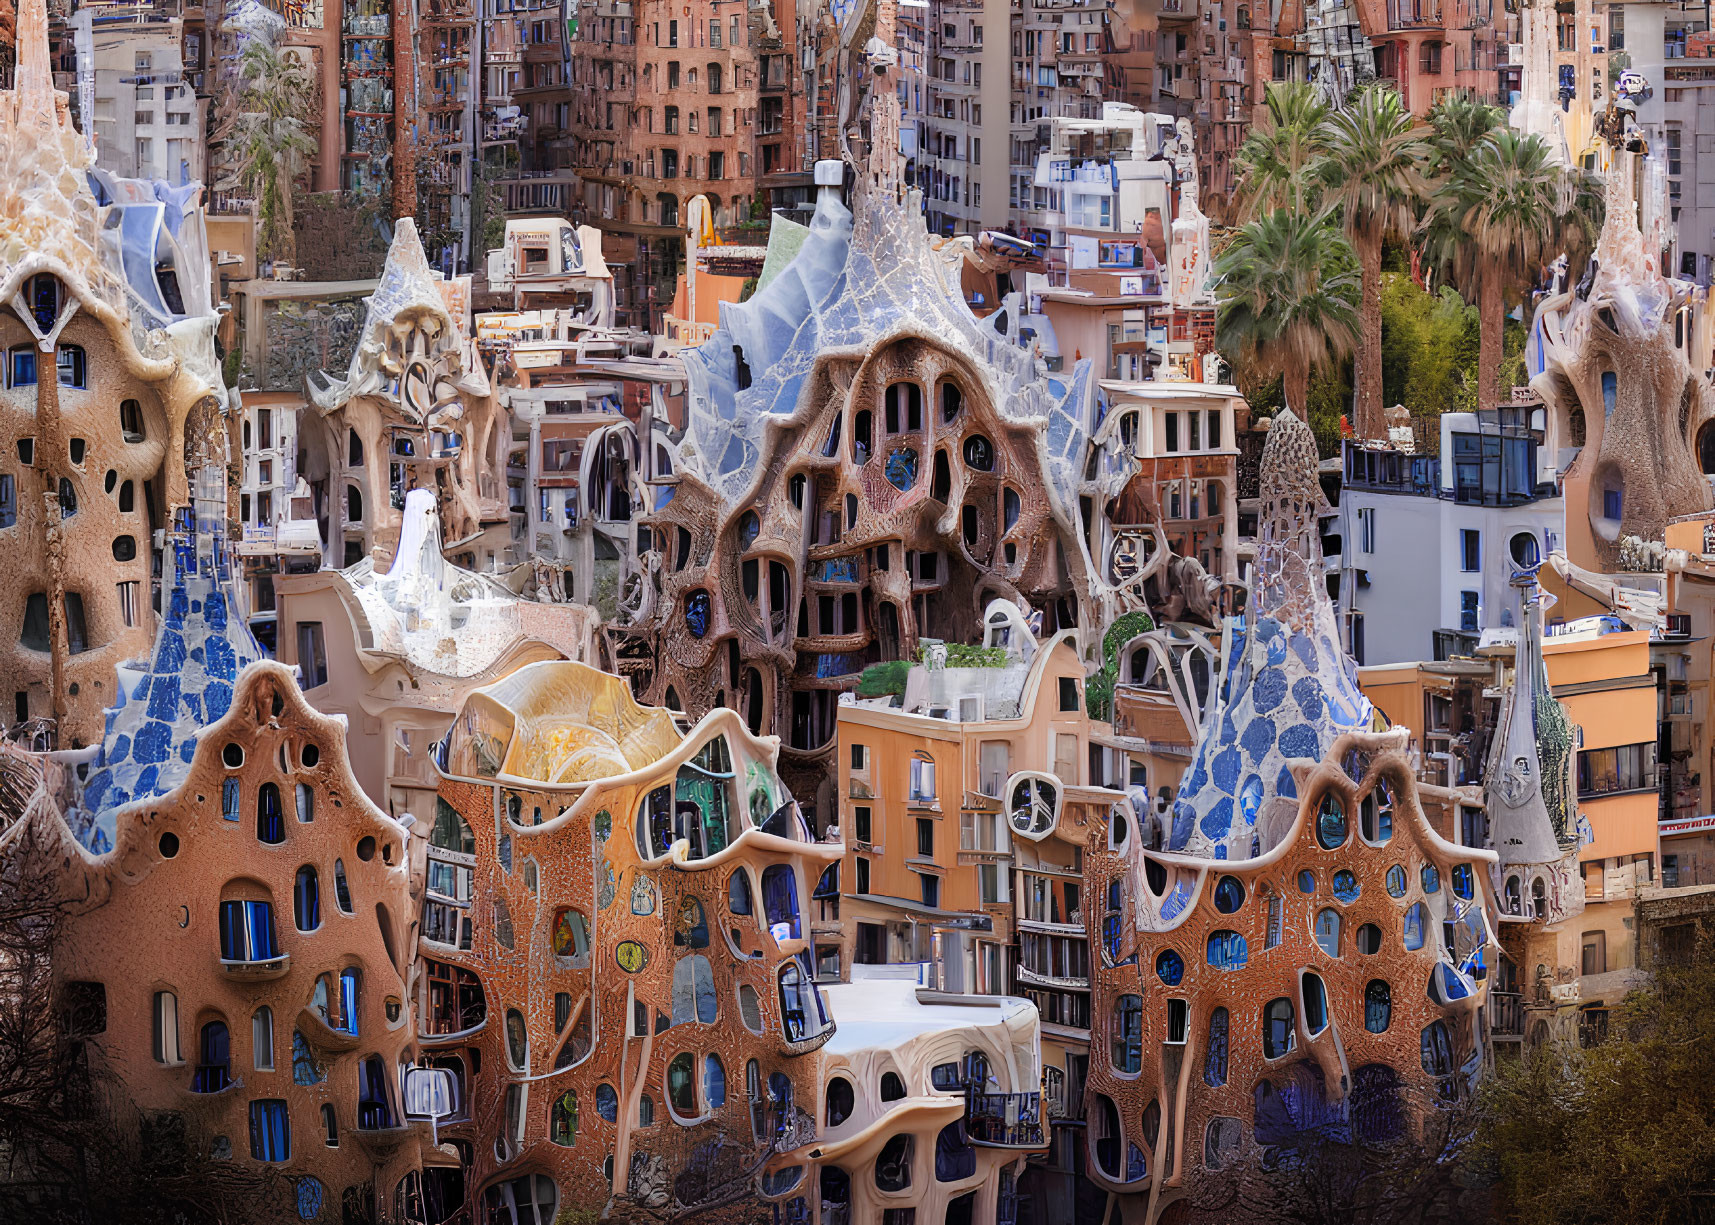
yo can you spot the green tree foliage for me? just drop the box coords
[1478,944,1715,1225]
[1232,82,1333,219]
[1215,209,1361,419]
[1085,610,1155,721]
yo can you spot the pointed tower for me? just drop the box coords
[1484,575,1585,922]
[1169,409,1373,858]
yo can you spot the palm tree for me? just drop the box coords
[1231,82,1333,220]
[1416,93,1504,305]
[1317,83,1426,441]
[1215,208,1362,421]
[229,40,318,265]
[1437,130,1578,413]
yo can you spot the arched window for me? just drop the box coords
[337,968,361,1036]
[1505,875,1522,915]
[674,896,710,948]
[728,868,753,915]
[1356,923,1382,954]
[1302,972,1329,1034]
[347,485,364,523]
[1421,863,1441,893]
[256,783,284,844]
[1110,994,1142,1072]
[1385,864,1407,897]
[1213,875,1245,913]
[294,866,320,931]
[192,1019,231,1092]
[505,1009,528,1070]
[57,346,86,389]
[1420,1020,1454,1076]
[935,1120,976,1182]
[737,983,763,1033]
[667,1052,697,1116]
[120,399,144,441]
[941,381,963,422]
[152,990,180,1064]
[1314,908,1341,957]
[549,1090,578,1145]
[1451,862,1474,900]
[595,1083,618,1123]
[1364,980,1392,1033]
[1316,792,1348,849]
[761,864,800,938]
[252,1006,274,1071]
[1403,902,1427,950]
[704,1053,726,1109]
[778,955,821,1041]
[875,1133,913,1192]
[551,908,589,960]
[333,859,353,913]
[673,955,718,1025]
[1204,1007,1229,1086]
[1263,997,1295,1059]
[826,1076,854,1126]
[28,274,60,330]
[1360,779,1394,843]
[1531,876,1547,918]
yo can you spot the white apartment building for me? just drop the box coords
[86,16,206,186]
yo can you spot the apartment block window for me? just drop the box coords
[1580,930,1606,976]
[1164,412,1179,452]
[1460,590,1478,633]
[1577,742,1657,796]
[920,873,940,908]
[916,817,934,858]
[297,621,329,689]
[668,18,678,45]
[1666,127,1682,177]
[851,743,867,771]
[909,755,936,802]
[709,17,721,45]
[855,856,870,894]
[1357,507,1375,553]
[1459,528,1480,572]
[1059,676,1079,712]
[853,805,871,842]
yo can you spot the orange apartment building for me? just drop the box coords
[834,602,1132,1217]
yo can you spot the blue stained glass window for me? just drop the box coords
[684,589,711,637]
[1385,865,1407,898]
[222,777,240,821]
[1331,870,1360,903]
[1297,869,1317,894]
[1207,930,1248,970]
[1213,874,1245,913]
[1403,902,1427,951]
[248,1099,291,1162]
[1451,863,1474,900]
[1155,948,1184,986]
[1364,980,1392,1033]
[595,1082,618,1122]
[1316,793,1348,849]
[1421,864,1441,894]
[1204,1007,1229,1086]
[292,1031,323,1084]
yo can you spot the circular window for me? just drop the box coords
[1155,948,1184,986]
[222,743,244,769]
[302,743,320,768]
[1509,532,1541,568]
[158,831,180,858]
[356,835,376,861]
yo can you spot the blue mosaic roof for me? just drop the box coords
[69,474,265,853]
[676,176,1096,525]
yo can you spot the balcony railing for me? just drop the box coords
[1387,0,1442,28]
[965,1089,1044,1148]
